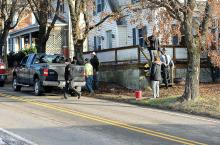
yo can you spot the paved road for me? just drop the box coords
[0,86,220,145]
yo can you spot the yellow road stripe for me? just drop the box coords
[0,92,207,145]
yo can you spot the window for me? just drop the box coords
[131,0,140,4]
[172,35,179,45]
[132,28,136,45]
[59,0,65,13]
[133,26,147,47]
[106,30,112,48]
[94,36,102,50]
[96,0,105,13]
[141,26,147,47]
[20,56,28,67]
[97,36,102,50]
[138,28,144,47]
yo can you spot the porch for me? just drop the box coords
[8,23,69,55]
[83,45,212,89]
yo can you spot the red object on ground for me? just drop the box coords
[135,90,142,100]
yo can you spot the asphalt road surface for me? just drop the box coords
[0,86,220,145]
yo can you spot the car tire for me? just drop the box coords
[12,78,21,91]
[34,79,43,96]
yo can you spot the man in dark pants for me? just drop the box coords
[64,58,72,99]
[160,48,174,89]
[90,52,99,90]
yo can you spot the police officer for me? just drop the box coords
[64,58,72,99]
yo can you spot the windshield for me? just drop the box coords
[34,54,65,64]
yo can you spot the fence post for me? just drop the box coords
[173,45,176,63]
[137,46,141,64]
[115,49,118,64]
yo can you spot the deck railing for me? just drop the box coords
[83,45,207,65]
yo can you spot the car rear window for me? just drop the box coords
[35,54,65,64]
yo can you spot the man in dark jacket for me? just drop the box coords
[150,56,162,98]
[64,58,72,99]
[90,52,99,90]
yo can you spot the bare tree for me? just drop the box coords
[27,0,61,53]
[68,0,126,64]
[0,0,27,66]
[132,0,220,101]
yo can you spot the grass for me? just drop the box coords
[94,94,220,119]
[134,96,220,119]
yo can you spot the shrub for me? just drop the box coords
[7,46,37,68]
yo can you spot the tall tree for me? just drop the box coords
[0,0,27,66]
[133,0,220,101]
[27,0,61,53]
[68,0,125,64]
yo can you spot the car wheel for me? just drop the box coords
[34,79,43,96]
[12,78,21,91]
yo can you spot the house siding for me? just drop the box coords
[88,0,119,51]
[88,0,159,51]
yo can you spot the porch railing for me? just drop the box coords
[83,45,207,65]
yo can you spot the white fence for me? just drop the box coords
[83,45,207,64]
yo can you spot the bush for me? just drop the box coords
[7,46,37,68]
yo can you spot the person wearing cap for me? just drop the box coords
[90,52,100,90]
[85,58,95,96]
[160,48,174,89]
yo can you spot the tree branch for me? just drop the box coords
[27,0,41,25]
[45,0,61,39]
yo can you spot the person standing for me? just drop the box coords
[150,56,162,98]
[160,48,174,89]
[90,52,99,90]
[85,58,94,96]
[145,30,161,62]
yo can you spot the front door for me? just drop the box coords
[106,30,112,49]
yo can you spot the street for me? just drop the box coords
[0,86,220,145]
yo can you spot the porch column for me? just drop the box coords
[29,33,32,47]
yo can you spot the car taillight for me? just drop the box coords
[43,69,48,76]
[0,65,5,69]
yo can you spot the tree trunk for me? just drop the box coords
[37,25,47,53]
[0,29,9,68]
[74,40,84,65]
[182,43,200,101]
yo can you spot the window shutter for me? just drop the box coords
[93,1,96,15]
[101,0,105,11]
[132,28,136,45]
[94,36,97,50]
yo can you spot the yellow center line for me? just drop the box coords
[0,92,207,145]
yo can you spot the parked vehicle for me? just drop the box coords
[12,53,85,96]
[0,61,7,87]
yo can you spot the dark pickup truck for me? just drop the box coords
[12,53,85,96]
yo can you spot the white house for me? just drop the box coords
[88,0,160,51]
